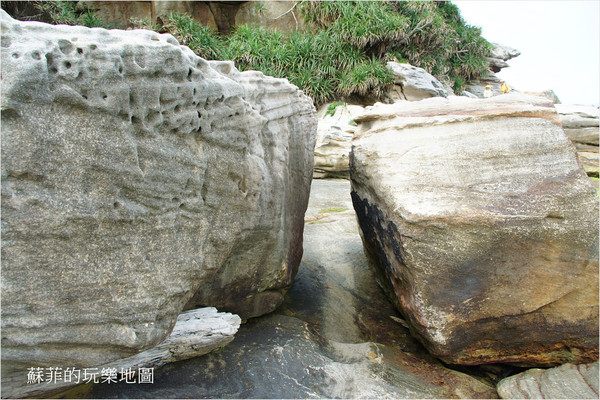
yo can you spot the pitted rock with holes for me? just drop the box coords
[1,10,316,398]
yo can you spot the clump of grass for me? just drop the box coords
[162,12,225,60]
[302,1,492,94]
[220,25,393,105]
[33,1,112,28]
[326,101,346,117]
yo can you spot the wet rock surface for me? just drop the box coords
[91,180,498,399]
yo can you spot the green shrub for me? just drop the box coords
[163,12,225,60]
[302,1,491,94]
[30,1,492,105]
[223,25,392,105]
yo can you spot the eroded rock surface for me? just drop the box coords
[497,362,599,399]
[1,10,316,397]
[13,308,241,399]
[350,94,599,366]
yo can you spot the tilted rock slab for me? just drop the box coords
[497,362,599,399]
[0,10,316,396]
[350,93,599,366]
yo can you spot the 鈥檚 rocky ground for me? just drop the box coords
[90,179,501,399]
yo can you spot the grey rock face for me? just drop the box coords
[11,308,241,399]
[1,9,316,396]
[350,94,599,366]
[385,62,448,102]
[490,42,521,61]
[497,362,599,399]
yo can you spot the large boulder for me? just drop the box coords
[350,93,599,366]
[1,9,316,396]
[385,62,448,102]
[313,103,364,178]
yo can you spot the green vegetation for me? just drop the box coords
[32,1,111,28]
[10,1,492,104]
[325,102,346,117]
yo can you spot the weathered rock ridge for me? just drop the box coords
[555,104,599,176]
[1,9,316,397]
[497,362,599,399]
[350,93,599,366]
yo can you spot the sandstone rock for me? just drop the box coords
[237,1,306,32]
[1,10,316,397]
[461,90,479,99]
[313,103,365,179]
[490,42,521,61]
[465,73,504,98]
[497,362,599,399]
[385,62,448,102]
[350,93,599,366]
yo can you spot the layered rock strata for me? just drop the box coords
[497,362,599,399]
[350,93,599,366]
[555,104,599,176]
[1,9,316,397]
[7,308,241,399]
